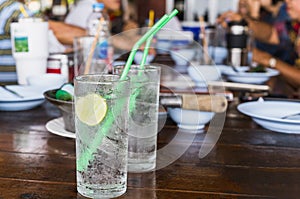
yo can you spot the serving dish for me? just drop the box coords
[44,89,74,132]
[237,99,300,134]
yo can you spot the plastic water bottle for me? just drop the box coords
[86,3,113,73]
[86,3,109,36]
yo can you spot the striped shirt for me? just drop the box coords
[0,0,32,83]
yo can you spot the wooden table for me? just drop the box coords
[0,96,300,198]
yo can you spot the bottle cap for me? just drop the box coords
[92,3,104,10]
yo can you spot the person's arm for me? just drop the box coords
[217,11,279,44]
[245,16,279,44]
[48,20,86,45]
[253,48,300,89]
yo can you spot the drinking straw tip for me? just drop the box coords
[171,9,179,15]
[19,5,29,18]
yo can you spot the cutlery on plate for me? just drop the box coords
[230,65,240,73]
[281,112,300,120]
[0,84,24,98]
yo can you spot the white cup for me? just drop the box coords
[10,18,49,85]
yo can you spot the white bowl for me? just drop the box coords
[170,48,196,66]
[221,66,279,84]
[209,46,227,64]
[187,65,221,87]
[156,30,194,53]
[168,108,215,131]
[134,51,155,65]
[27,73,66,92]
[156,40,172,53]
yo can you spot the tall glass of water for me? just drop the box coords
[74,74,130,198]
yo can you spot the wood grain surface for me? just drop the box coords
[0,98,299,198]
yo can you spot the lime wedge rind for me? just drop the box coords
[75,93,108,126]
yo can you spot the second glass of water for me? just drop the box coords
[114,65,161,173]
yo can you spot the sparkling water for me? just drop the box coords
[128,100,158,172]
[76,97,129,198]
[127,73,160,172]
[74,74,130,198]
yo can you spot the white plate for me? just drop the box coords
[221,66,279,84]
[0,85,45,111]
[237,100,300,134]
[46,117,75,139]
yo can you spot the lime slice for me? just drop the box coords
[75,93,108,126]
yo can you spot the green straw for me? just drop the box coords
[140,35,153,69]
[77,9,178,171]
[120,9,179,80]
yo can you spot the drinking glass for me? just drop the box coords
[114,65,161,173]
[74,74,130,198]
[73,36,113,76]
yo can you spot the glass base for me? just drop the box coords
[128,160,156,173]
[77,184,126,199]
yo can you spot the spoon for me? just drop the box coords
[281,112,300,120]
[231,65,240,73]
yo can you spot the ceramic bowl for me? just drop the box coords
[170,48,196,66]
[168,108,215,131]
[156,30,194,53]
[156,39,172,53]
[187,65,221,87]
[44,89,74,133]
[27,73,66,92]
[209,46,227,64]
[134,51,155,65]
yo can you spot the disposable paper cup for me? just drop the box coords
[10,18,49,85]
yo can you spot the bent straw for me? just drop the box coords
[84,18,104,75]
[120,9,178,80]
[77,9,178,171]
[119,14,168,80]
[199,16,209,64]
[19,5,29,18]
[148,9,155,27]
[140,35,153,68]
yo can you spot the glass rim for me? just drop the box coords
[73,35,97,41]
[114,64,161,72]
[75,73,130,84]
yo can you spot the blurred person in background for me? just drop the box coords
[234,0,293,64]
[0,0,27,83]
[65,0,141,52]
[0,0,85,84]
[217,0,300,98]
